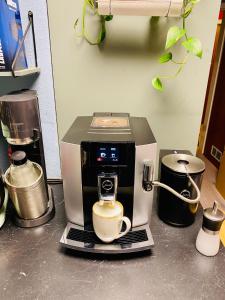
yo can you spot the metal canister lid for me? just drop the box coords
[11,151,27,166]
[162,153,205,174]
[202,202,224,232]
[203,203,224,223]
[0,90,37,103]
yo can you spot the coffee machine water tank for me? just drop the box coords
[0,90,40,145]
[60,113,157,254]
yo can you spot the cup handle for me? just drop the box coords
[117,216,131,239]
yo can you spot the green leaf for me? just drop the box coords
[165,26,186,49]
[87,0,95,8]
[104,15,113,21]
[159,52,172,63]
[182,37,203,58]
[152,77,163,91]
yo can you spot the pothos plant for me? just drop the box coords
[75,0,202,91]
[74,0,113,45]
[152,0,202,91]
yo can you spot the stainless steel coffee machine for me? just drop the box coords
[60,113,157,254]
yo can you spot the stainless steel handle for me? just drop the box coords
[142,161,153,192]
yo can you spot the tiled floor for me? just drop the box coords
[200,155,225,211]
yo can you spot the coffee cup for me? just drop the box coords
[92,200,131,243]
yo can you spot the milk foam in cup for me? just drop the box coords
[92,200,131,243]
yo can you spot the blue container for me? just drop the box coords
[0,0,27,71]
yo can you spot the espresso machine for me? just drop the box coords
[0,90,54,227]
[60,113,157,254]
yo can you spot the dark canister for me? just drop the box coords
[157,153,205,227]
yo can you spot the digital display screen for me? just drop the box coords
[96,146,119,163]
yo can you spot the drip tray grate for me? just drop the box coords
[61,223,154,253]
[67,228,148,246]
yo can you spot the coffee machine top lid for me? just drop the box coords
[0,90,37,103]
[62,113,157,146]
[162,153,205,174]
[91,113,130,129]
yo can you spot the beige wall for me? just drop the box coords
[47,0,220,154]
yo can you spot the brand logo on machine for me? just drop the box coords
[180,189,191,199]
[0,40,5,65]
[102,180,113,191]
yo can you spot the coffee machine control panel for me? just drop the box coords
[81,142,133,167]
[96,145,119,163]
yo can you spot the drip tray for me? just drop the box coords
[60,223,154,254]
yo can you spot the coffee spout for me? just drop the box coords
[97,173,118,202]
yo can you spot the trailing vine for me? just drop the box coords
[74,0,113,45]
[75,0,202,91]
[152,0,202,91]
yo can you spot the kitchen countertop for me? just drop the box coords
[0,184,224,300]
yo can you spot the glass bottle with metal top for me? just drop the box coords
[196,202,224,256]
[8,151,39,187]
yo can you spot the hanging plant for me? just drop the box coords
[74,0,113,45]
[75,0,202,91]
[152,0,202,91]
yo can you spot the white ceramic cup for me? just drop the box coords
[92,201,131,243]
